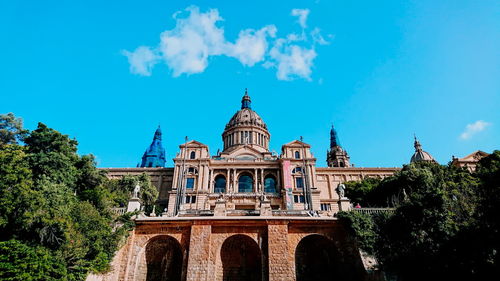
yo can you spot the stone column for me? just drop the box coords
[268,223,293,280]
[186,223,212,281]
[202,164,209,191]
[209,169,214,192]
[172,164,179,189]
[307,164,314,188]
[197,165,203,191]
[260,169,264,192]
[254,168,258,192]
[226,168,230,192]
[233,169,237,192]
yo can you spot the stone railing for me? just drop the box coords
[207,193,281,199]
[272,210,310,217]
[226,210,260,216]
[178,210,214,217]
[111,207,126,216]
[352,208,395,215]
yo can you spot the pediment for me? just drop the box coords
[221,145,265,159]
[283,140,311,148]
[180,140,208,148]
[460,150,489,161]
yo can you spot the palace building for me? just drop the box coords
[93,90,478,281]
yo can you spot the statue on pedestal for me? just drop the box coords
[133,184,140,198]
[336,183,346,199]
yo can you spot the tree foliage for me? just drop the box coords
[0,114,152,280]
[340,157,500,280]
[0,113,28,145]
[0,240,67,281]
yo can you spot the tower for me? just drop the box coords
[140,126,166,168]
[326,125,351,167]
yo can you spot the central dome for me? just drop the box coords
[225,108,268,131]
[221,90,270,152]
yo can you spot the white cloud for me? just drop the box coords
[291,9,310,28]
[311,28,329,45]
[158,6,226,76]
[459,120,491,140]
[270,39,317,81]
[227,25,277,66]
[122,46,158,76]
[123,6,328,81]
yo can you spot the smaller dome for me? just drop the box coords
[410,136,435,163]
[411,150,435,163]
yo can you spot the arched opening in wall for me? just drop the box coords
[238,173,253,193]
[214,174,226,193]
[264,175,276,193]
[190,151,196,159]
[145,235,183,281]
[221,234,262,281]
[295,234,354,281]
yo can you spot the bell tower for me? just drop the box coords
[326,125,351,167]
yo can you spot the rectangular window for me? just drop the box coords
[186,178,194,189]
[294,195,305,203]
[240,132,244,143]
[321,203,331,211]
[185,195,197,204]
[295,177,304,189]
[249,131,253,144]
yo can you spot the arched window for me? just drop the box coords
[295,151,300,159]
[214,175,226,193]
[238,174,253,193]
[264,175,276,193]
[190,151,196,159]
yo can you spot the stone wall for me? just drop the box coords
[102,217,370,281]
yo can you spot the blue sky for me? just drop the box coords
[1,0,498,168]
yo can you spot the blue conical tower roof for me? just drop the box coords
[330,125,340,147]
[140,126,166,168]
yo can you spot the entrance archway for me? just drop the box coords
[221,234,262,281]
[145,235,183,281]
[295,234,344,281]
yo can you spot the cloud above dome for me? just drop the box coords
[122,6,329,81]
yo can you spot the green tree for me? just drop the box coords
[337,211,383,255]
[0,121,137,280]
[344,177,382,207]
[0,145,35,240]
[0,240,67,281]
[471,150,500,277]
[375,162,481,280]
[0,113,28,146]
[24,123,79,188]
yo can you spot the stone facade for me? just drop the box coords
[451,150,490,172]
[95,217,371,281]
[95,91,403,281]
